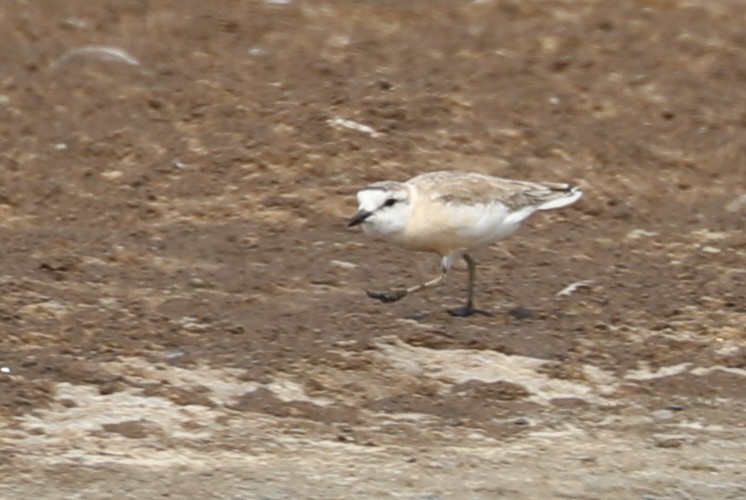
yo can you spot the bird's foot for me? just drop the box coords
[447,306,493,318]
[366,288,408,304]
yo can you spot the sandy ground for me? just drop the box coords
[0,0,745,498]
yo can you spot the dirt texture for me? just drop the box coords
[0,0,745,498]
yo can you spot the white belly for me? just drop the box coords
[398,203,537,255]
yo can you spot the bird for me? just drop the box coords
[348,170,583,317]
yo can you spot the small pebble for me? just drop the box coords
[330,259,358,270]
[655,437,685,449]
[652,409,674,419]
[188,277,208,288]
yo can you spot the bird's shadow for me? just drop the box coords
[401,305,536,322]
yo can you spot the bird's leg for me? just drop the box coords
[448,253,492,317]
[366,256,451,304]
[465,253,477,311]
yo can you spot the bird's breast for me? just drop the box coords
[400,201,528,254]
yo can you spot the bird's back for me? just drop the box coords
[408,171,581,211]
[398,171,581,254]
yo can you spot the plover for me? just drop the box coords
[348,170,583,316]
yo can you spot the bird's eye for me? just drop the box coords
[383,198,397,208]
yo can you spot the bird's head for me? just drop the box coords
[348,181,412,237]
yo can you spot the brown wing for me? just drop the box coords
[410,171,575,211]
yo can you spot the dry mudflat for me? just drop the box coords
[0,0,745,498]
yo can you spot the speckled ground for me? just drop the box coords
[0,0,745,498]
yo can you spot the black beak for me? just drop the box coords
[348,210,372,227]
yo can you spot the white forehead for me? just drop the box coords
[356,188,390,211]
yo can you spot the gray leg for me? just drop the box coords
[367,255,452,303]
[464,253,476,311]
[447,253,492,317]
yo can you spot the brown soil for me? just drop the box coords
[1,0,745,498]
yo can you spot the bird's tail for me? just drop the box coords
[534,183,583,211]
